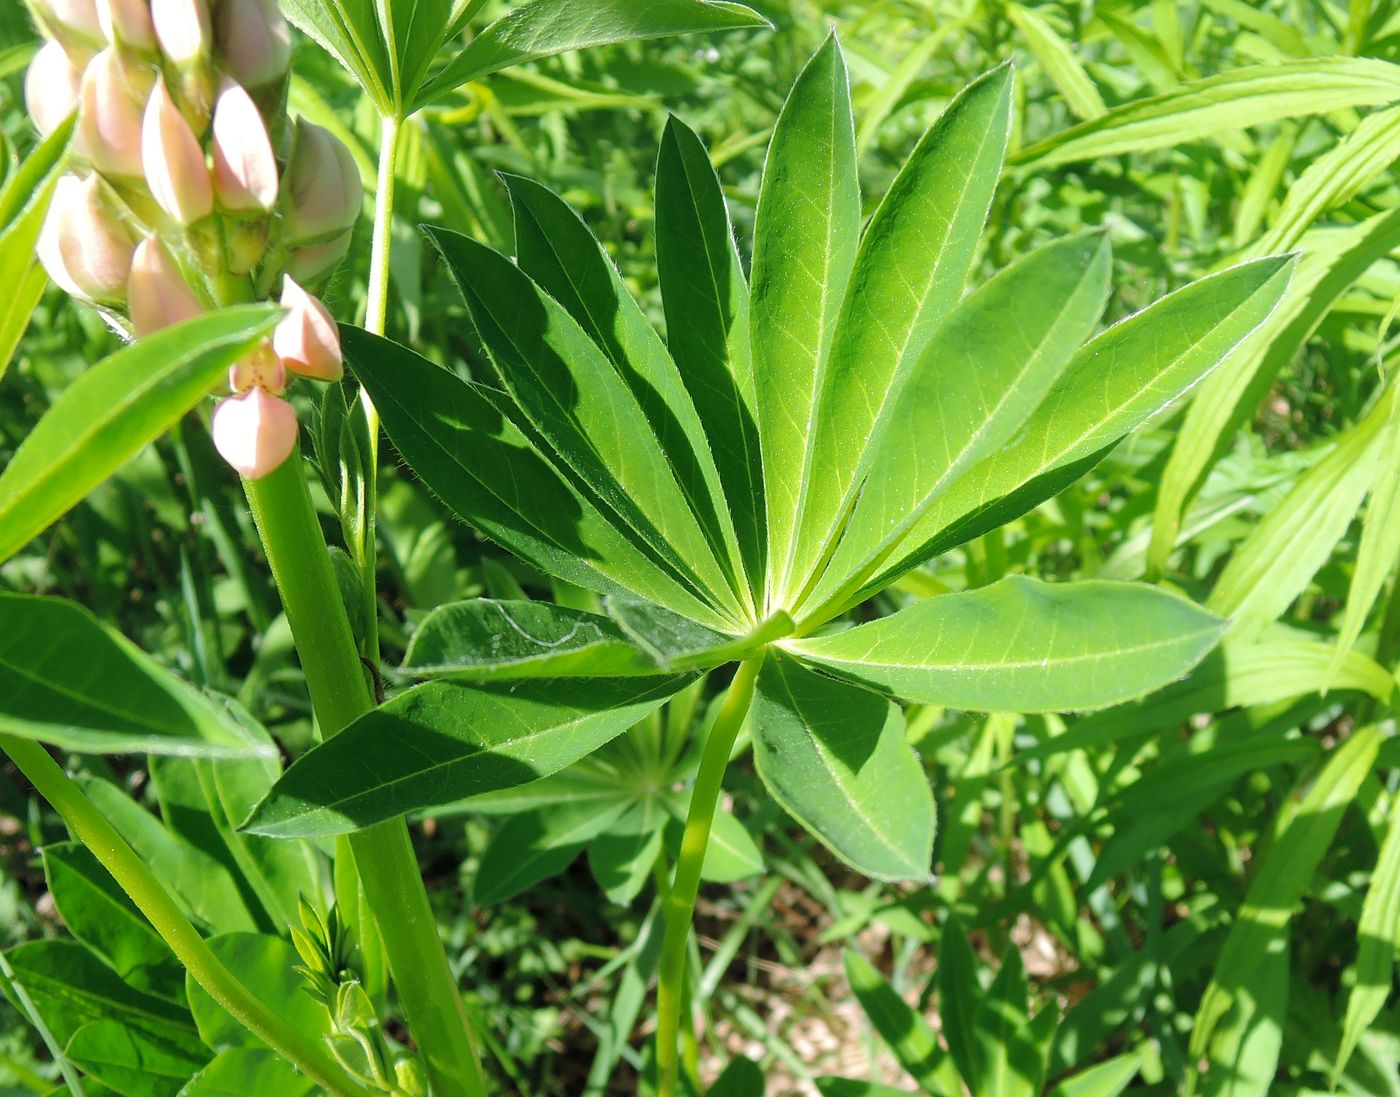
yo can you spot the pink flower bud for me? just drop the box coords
[76,48,152,178]
[211,78,277,212]
[284,229,353,286]
[128,235,203,336]
[25,40,85,138]
[151,0,211,64]
[37,173,136,303]
[215,0,291,90]
[228,341,285,394]
[32,0,103,47]
[274,276,342,381]
[282,119,361,244]
[143,78,213,225]
[97,0,155,50]
[211,387,298,479]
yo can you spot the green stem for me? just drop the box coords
[655,657,762,1097]
[244,455,487,1097]
[0,734,372,1097]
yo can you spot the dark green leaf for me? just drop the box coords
[65,1021,206,1097]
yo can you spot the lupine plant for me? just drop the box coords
[13,0,1399,1094]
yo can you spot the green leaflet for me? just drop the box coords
[427,227,742,624]
[342,326,729,628]
[1007,4,1105,120]
[655,116,763,595]
[749,656,934,881]
[65,1021,207,1097]
[403,599,658,679]
[244,676,692,838]
[800,230,1111,617]
[178,1048,318,1097]
[791,577,1223,714]
[843,950,947,1092]
[474,798,631,906]
[0,307,277,566]
[185,934,331,1052]
[751,35,861,607]
[0,594,269,758]
[1017,57,1400,167]
[856,256,1294,602]
[787,64,1013,603]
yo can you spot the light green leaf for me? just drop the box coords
[0,114,72,383]
[1007,4,1106,120]
[412,0,770,111]
[655,115,764,592]
[426,227,741,624]
[1208,386,1395,637]
[788,64,1012,603]
[178,1048,318,1097]
[751,34,861,605]
[666,800,762,883]
[66,1021,206,1097]
[1017,58,1400,167]
[750,656,934,881]
[403,599,658,679]
[245,676,691,838]
[802,230,1110,618]
[186,934,330,1052]
[505,174,750,606]
[588,799,665,904]
[343,326,728,628]
[792,577,1223,713]
[1046,1053,1140,1097]
[1203,943,1287,1097]
[843,950,946,1092]
[0,306,277,565]
[0,594,270,757]
[863,256,1294,600]
[1191,726,1383,1060]
[279,0,393,113]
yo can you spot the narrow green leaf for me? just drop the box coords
[66,1021,207,1097]
[843,950,945,1090]
[1204,941,1288,1097]
[412,0,770,111]
[815,1082,919,1097]
[245,676,691,838]
[588,799,665,904]
[1007,4,1106,120]
[1017,58,1400,167]
[793,577,1223,713]
[0,594,270,757]
[1191,726,1383,1059]
[656,117,763,590]
[505,174,750,606]
[279,0,393,112]
[750,656,934,881]
[788,64,1013,602]
[1048,1054,1139,1097]
[972,950,1040,1097]
[0,306,277,566]
[803,230,1110,617]
[863,256,1294,600]
[178,1048,318,1097]
[751,35,861,604]
[605,595,792,671]
[186,934,330,1052]
[426,227,741,623]
[343,326,729,628]
[938,917,983,1091]
[474,799,631,905]
[403,599,658,679]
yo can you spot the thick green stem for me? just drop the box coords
[656,657,762,1097]
[244,455,487,1097]
[0,734,372,1097]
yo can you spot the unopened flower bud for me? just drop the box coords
[284,229,353,286]
[25,40,85,138]
[76,48,152,178]
[37,173,136,303]
[97,0,154,51]
[274,276,342,381]
[229,341,285,394]
[212,387,298,479]
[211,79,277,212]
[128,236,203,336]
[143,79,213,225]
[31,0,103,47]
[282,119,361,244]
[150,0,210,64]
[215,0,291,90]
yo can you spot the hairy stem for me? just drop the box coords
[656,657,762,1097]
[0,733,373,1097]
[244,454,487,1097]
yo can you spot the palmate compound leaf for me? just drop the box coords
[244,675,693,838]
[788,577,1225,713]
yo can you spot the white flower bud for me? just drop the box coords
[284,229,353,287]
[128,236,203,336]
[273,276,342,381]
[282,119,361,244]
[37,173,136,303]
[143,78,213,225]
[76,48,152,178]
[32,0,103,47]
[215,0,291,90]
[25,40,86,138]
[151,0,211,64]
[211,386,298,479]
[96,0,155,51]
[211,78,278,212]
